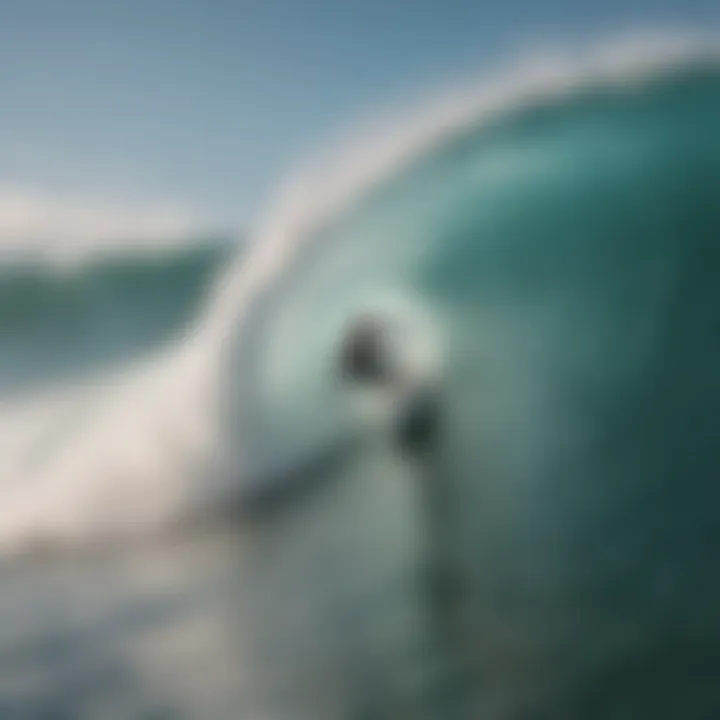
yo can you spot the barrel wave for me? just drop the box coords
[1,37,720,719]
[216,43,720,718]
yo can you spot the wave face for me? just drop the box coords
[217,39,720,494]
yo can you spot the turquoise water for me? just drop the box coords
[3,45,720,719]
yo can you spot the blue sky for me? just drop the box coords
[0,0,718,238]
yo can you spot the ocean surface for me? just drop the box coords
[2,37,720,719]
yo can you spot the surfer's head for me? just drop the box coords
[339,314,394,385]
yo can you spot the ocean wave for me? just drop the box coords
[210,30,720,502]
[1,32,718,555]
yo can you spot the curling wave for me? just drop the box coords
[1,32,718,555]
